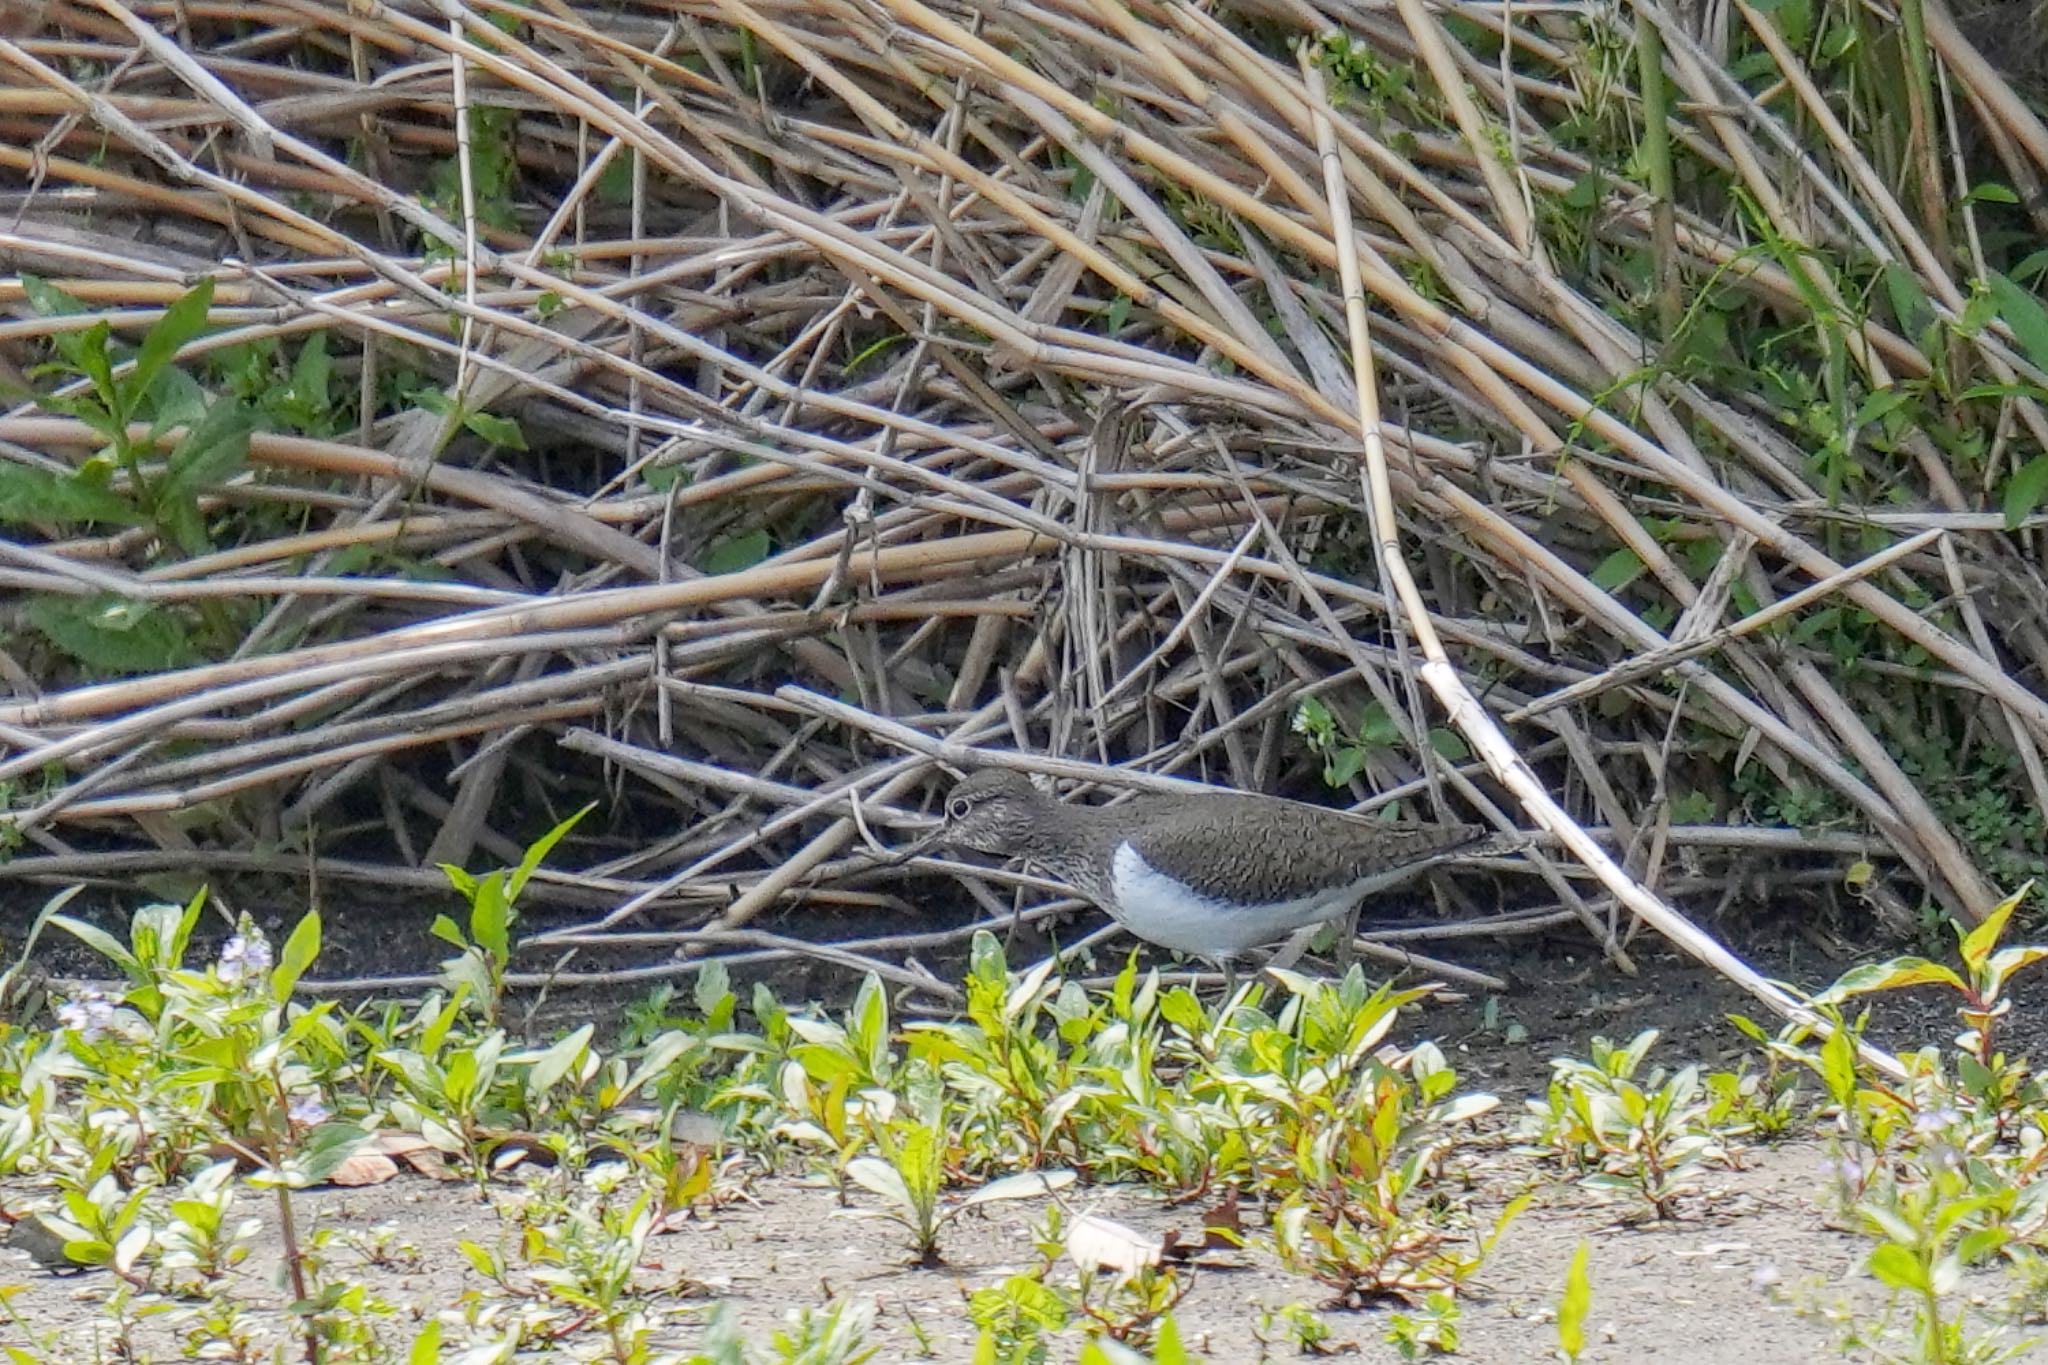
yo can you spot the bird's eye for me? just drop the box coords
[947,798,972,821]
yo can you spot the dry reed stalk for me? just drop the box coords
[0,0,2039,1006]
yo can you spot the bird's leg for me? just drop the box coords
[1265,923,1320,975]
[1335,901,1363,977]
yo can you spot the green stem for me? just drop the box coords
[1894,0,1954,270]
[1633,5,1682,345]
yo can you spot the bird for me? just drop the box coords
[934,768,1487,981]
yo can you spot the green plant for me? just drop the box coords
[34,896,370,1358]
[1844,1160,2035,1365]
[12,276,250,554]
[1557,1242,1592,1363]
[1385,1292,1461,1358]
[845,1104,1073,1264]
[1812,884,2046,1092]
[774,971,908,1196]
[1257,974,1510,1302]
[906,935,1090,1171]
[1746,888,2048,1364]
[1521,1029,1734,1217]
[1292,695,1386,789]
[971,1273,1072,1364]
[1074,1313,1204,1364]
[1069,1259,1193,1351]
[1710,1021,1809,1139]
[434,802,594,1022]
[684,1299,880,1365]
[461,1189,670,1360]
[1254,1300,1344,1358]
[7,277,263,675]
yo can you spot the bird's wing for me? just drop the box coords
[1121,797,1479,903]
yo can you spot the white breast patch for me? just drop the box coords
[1107,842,1362,958]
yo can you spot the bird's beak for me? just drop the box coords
[880,822,948,865]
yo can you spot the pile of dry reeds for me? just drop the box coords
[2,0,2047,1007]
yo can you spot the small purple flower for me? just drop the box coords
[288,1095,330,1127]
[1922,1141,1963,1172]
[1913,1106,1963,1135]
[1823,1150,1873,1186]
[217,932,272,983]
[56,992,117,1043]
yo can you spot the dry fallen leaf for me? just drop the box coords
[361,1131,459,1180]
[365,1132,435,1157]
[1162,1188,1245,1261]
[327,1150,400,1188]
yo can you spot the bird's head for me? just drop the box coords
[939,769,1053,856]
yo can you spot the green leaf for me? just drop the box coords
[1819,1019,1857,1107]
[1959,885,2027,972]
[1956,1226,2010,1267]
[428,913,467,950]
[294,1122,371,1186]
[75,321,116,413]
[1875,263,1925,335]
[148,363,208,430]
[694,960,731,1018]
[48,914,137,973]
[468,871,510,960]
[844,1156,913,1211]
[1961,291,2000,335]
[1589,546,1644,593]
[1557,1241,1592,1361]
[1105,293,1133,334]
[25,594,196,675]
[1853,387,1912,426]
[1989,944,2048,987]
[616,1030,694,1100]
[1359,700,1401,747]
[2004,455,2048,530]
[698,528,772,576]
[20,275,91,368]
[1669,790,1715,823]
[1988,272,2048,374]
[1812,956,1965,1004]
[1865,1242,1928,1293]
[160,398,253,505]
[131,278,216,410]
[1428,726,1469,760]
[20,274,86,320]
[286,331,331,412]
[523,1023,594,1092]
[0,463,140,527]
[461,408,526,450]
[962,1170,1077,1206]
[1959,382,2048,403]
[406,1321,443,1365]
[852,972,890,1074]
[1159,986,1207,1035]
[1325,745,1366,787]
[507,802,593,904]
[1151,1316,1191,1365]
[271,911,321,1002]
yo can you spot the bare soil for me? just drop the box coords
[0,1119,1953,1364]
